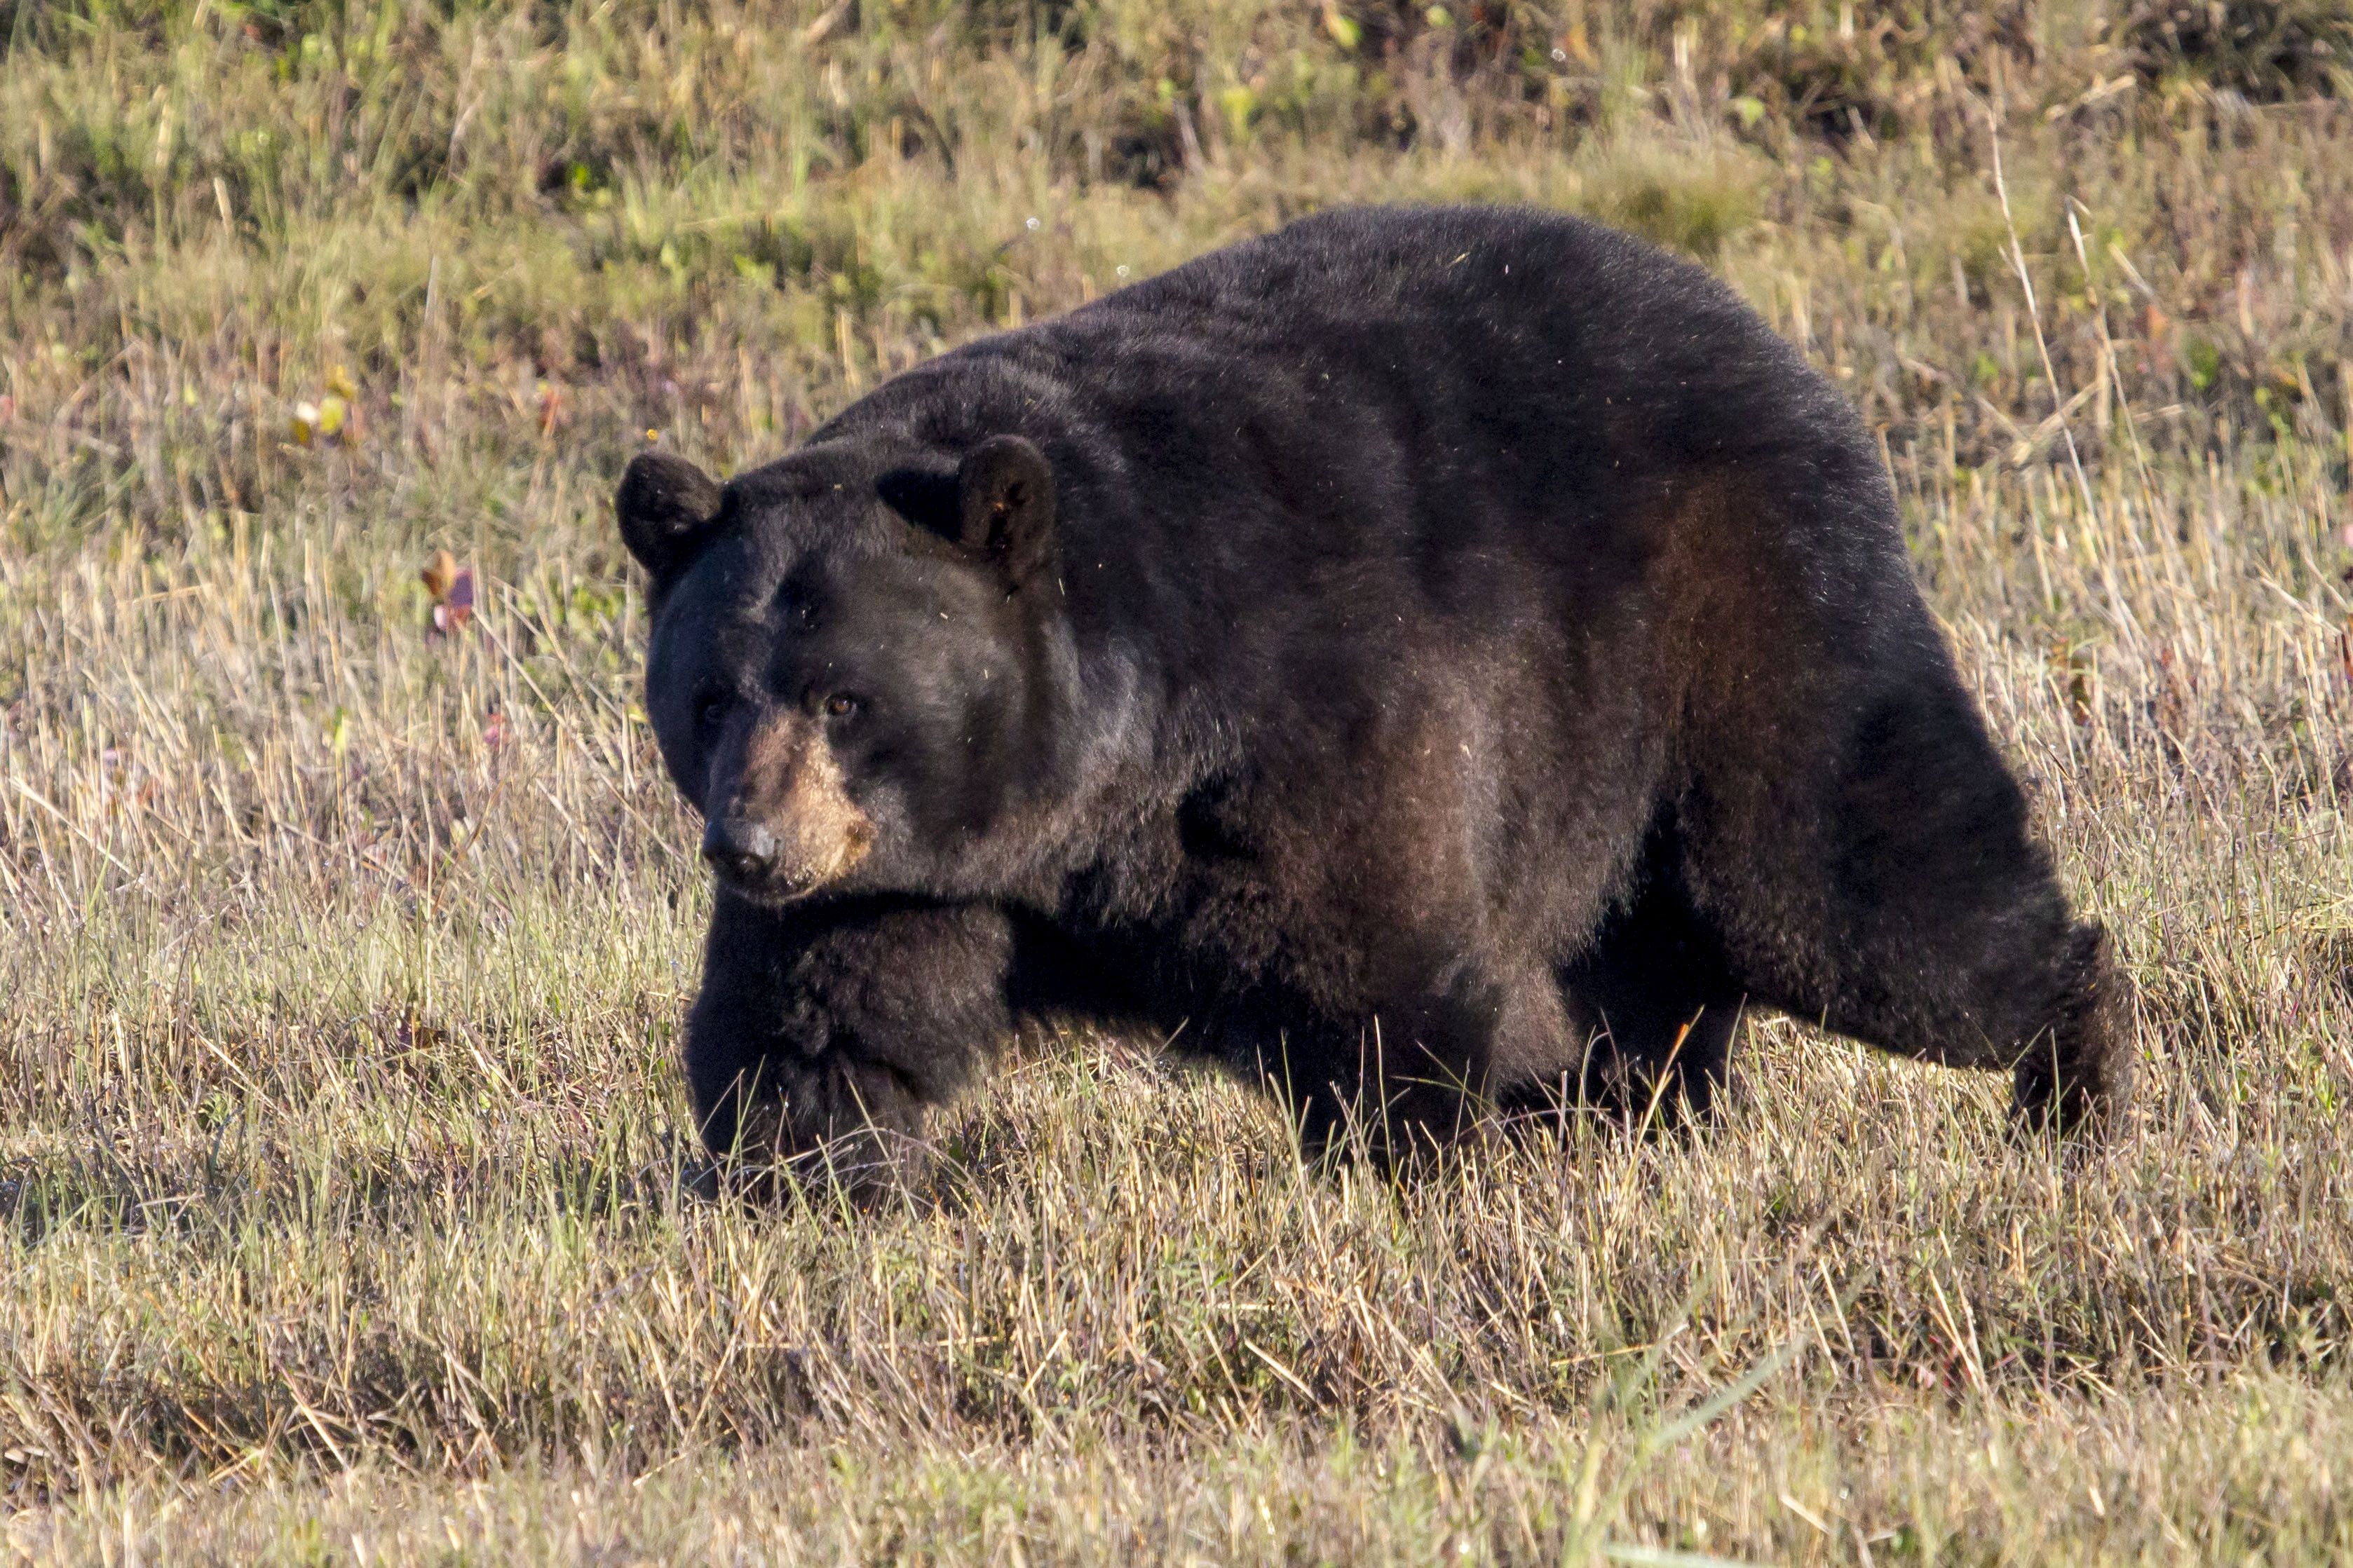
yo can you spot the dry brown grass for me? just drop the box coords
[4,1,2352,1562]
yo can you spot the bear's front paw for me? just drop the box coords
[702,1052,936,1202]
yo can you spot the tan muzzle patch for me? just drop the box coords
[732,713,875,892]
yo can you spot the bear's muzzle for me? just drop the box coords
[703,713,874,901]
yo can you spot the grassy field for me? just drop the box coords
[4,0,2353,1561]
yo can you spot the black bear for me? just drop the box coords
[617,204,2130,1184]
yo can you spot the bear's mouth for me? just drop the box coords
[713,866,813,906]
[711,830,874,906]
[714,868,825,906]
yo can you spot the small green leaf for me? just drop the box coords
[2183,335,2220,393]
[1219,85,1259,142]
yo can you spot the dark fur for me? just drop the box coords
[621,204,2132,1181]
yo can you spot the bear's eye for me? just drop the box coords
[822,693,861,721]
[693,688,731,734]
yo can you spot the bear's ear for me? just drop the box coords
[616,451,725,577]
[954,435,1057,589]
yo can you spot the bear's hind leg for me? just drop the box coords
[2008,920,2131,1133]
[1686,674,2134,1133]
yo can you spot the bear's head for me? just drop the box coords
[618,435,1069,906]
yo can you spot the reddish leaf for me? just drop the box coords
[423,554,475,639]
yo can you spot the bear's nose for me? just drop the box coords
[701,818,778,883]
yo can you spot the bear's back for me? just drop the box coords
[1064,205,1843,465]
[811,205,1909,711]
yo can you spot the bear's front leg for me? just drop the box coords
[1268,956,1574,1169]
[684,891,1018,1192]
